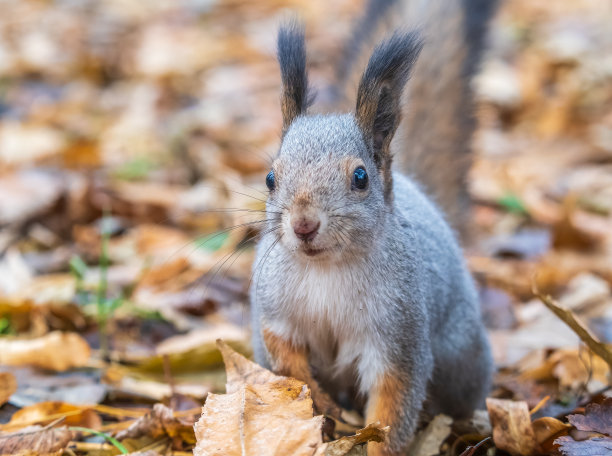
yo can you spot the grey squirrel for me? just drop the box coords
[250,0,497,454]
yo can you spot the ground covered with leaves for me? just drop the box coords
[0,0,611,455]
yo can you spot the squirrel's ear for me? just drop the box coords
[355,31,423,168]
[277,22,312,134]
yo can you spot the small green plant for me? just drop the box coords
[0,317,12,335]
[69,255,89,306]
[194,231,230,252]
[498,192,528,215]
[112,157,156,181]
[69,214,126,359]
[69,426,129,454]
[96,214,117,360]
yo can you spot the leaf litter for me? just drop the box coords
[0,0,612,455]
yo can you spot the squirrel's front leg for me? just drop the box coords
[262,329,341,417]
[365,365,430,456]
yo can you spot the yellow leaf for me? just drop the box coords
[0,331,90,371]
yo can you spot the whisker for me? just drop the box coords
[202,208,283,215]
[201,224,282,291]
[161,218,274,266]
[250,233,284,308]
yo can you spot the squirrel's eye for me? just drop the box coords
[352,166,368,191]
[266,170,275,191]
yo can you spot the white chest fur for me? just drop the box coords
[266,258,387,394]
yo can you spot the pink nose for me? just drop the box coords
[292,218,320,242]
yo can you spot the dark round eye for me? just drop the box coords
[266,170,275,191]
[352,166,368,190]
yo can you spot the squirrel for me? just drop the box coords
[250,0,498,454]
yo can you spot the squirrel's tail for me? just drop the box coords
[331,0,498,238]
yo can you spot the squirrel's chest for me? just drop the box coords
[272,262,379,368]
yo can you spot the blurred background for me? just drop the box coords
[0,0,612,453]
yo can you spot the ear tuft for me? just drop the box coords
[277,21,313,134]
[355,31,423,162]
[355,30,422,202]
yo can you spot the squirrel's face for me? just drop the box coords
[266,24,422,261]
[265,115,385,262]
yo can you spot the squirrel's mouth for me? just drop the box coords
[301,246,325,257]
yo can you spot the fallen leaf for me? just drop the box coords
[531,416,571,453]
[567,398,612,437]
[559,273,610,311]
[555,435,612,456]
[0,372,17,406]
[194,340,323,456]
[193,340,387,456]
[7,401,101,430]
[0,331,90,371]
[135,323,249,372]
[0,124,65,166]
[486,398,538,456]
[115,403,195,444]
[534,289,612,372]
[7,367,107,407]
[409,414,453,456]
[318,423,389,456]
[0,170,64,227]
[552,196,607,250]
[0,425,73,456]
[521,348,610,392]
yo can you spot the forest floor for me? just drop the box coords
[0,0,611,455]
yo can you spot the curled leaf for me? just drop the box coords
[0,425,73,456]
[0,332,90,372]
[115,403,195,444]
[486,398,537,456]
[0,372,16,406]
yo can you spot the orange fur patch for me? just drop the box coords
[262,329,342,417]
[366,371,405,456]
[262,329,311,380]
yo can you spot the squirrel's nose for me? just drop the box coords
[292,218,320,242]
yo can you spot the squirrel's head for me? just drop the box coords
[265,23,422,261]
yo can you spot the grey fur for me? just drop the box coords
[250,3,495,453]
[251,116,492,453]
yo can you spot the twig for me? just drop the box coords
[532,283,612,373]
[459,436,491,456]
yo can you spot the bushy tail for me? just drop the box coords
[332,0,499,238]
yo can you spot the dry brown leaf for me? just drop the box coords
[534,289,612,372]
[195,385,324,456]
[567,398,612,437]
[217,337,283,392]
[317,423,389,456]
[521,348,610,391]
[486,398,538,456]
[0,372,16,406]
[531,416,571,453]
[115,403,196,444]
[552,197,607,250]
[194,340,387,456]
[6,401,101,430]
[0,331,90,371]
[408,414,453,456]
[194,340,323,456]
[0,425,73,456]
[0,171,64,226]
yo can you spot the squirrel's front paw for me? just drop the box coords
[311,388,342,418]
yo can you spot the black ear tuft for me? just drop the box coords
[277,21,312,134]
[355,31,423,166]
